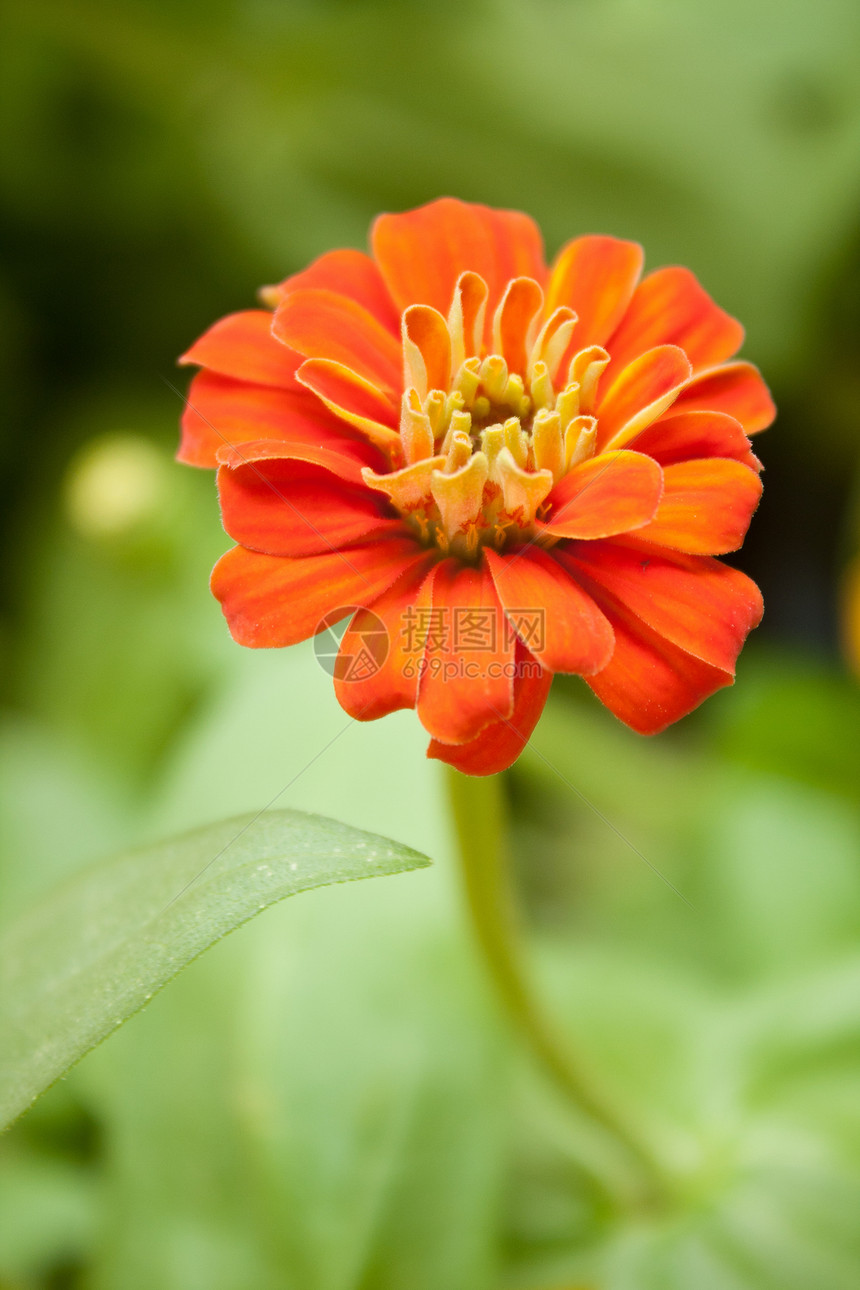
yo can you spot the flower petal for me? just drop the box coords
[670,361,776,435]
[632,410,760,471]
[558,537,763,673]
[333,553,439,720]
[372,198,546,331]
[273,288,402,393]
[596,345,692,450]
[416,558,515,744]
[493,276,545,376]
[634,459,763,555]
[210,537,425,648]
[295,358,401,454]
[546,236,644,348]
[541,450,663,540]
[403,304,452,397]
[177,370,384,479]
[216,436,386,484]
[605,266,744,378]
[485,546,614,675]
[179,310,302,387]
[427,642,552,774]
[583,600,734,735]
[217,458,403,557]
[268,248,400,333]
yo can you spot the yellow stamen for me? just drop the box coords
[362,457,446,509]
[564,416,598,470]
[528,306,577,385]
[503,417,529,470]
[441,409,472,456]
[532,409,564,481]
[555,383,581,431]
[480,425,506,473]
[431,451,489,541]
[383,278,617,557]
[495,447,554,524]
[443,389,466,425]
[453,356,481,405]
[568,346,610,414]
[480,355,509,403]
[400,389,434,464]
[445,428,473,473]
[424,390,447,437]
[502,372,529,417]
[530,360,555,412]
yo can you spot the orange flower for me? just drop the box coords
[179,199,773,775]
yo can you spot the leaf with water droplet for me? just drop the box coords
[0,809,430,1129]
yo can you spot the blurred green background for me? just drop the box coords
[3,0,860,1286]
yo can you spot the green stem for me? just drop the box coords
[445,765,665,1206]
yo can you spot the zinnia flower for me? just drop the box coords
[179,198,773,775]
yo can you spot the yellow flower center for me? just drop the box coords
[362,271,609,559]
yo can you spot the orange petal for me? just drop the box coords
[273,288,402,393]
[634,459,763,555]
[333,553,439,720]
[210,537,425,648]
[217,458,402,557]
[596,345,692,450]
[402,304,452,396]
[269,248,400,333]
[177,371,384,479]
[427,642,552,774]
[559,537,763,674]
[215,437,385,488]
[295,358,400,454]
[541,450,663,540]
[670,361,776,435]
[528,306,577,385]
[493,277,544,376]
[448,271,488,366]
[546,236,644,348]
[583,598,733,735]
[632,410,760,471]
[485,546,614,675]
[363,457,446,510]
[179,310,302,388]
[372,198,546,333]
[605,266,744,378]
[416,558,515,743]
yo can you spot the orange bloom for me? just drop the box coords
[179,199,773,775]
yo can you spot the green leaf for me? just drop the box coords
[0,810,430,1131]
[70,649,506,1290]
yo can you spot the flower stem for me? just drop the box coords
[444,765,665,1206]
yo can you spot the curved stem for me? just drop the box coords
[445,765,666,1206]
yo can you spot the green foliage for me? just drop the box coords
[4,644,860,1288]
[502,689,860,1287]
[0,809,429,1130]
[1,650,505,1290]
[2,0,860,1285]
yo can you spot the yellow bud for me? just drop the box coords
[503,417,529,469]
[532,410,564,480]
[530,360,555,412]
[564,416,598,470]
[431,451,489,540]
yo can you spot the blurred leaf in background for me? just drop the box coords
[0,807,430,1130]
